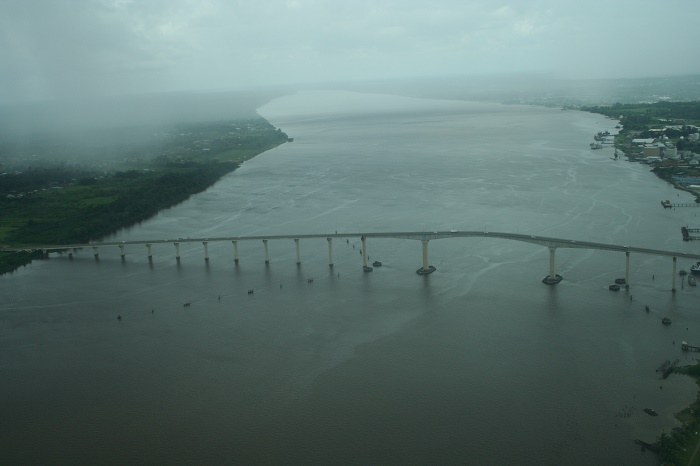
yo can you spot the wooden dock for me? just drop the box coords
[681,227,700,241]
[682,341,700,352]
[662,200,700,208]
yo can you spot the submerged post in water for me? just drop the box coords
[672,256,677,292]
[327,237,333,267]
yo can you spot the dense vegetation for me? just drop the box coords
[0,118,289,274]
[1,162,235,245]
[652,362,700,465]
[580,101,700,131]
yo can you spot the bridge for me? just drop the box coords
[4,230,700,291]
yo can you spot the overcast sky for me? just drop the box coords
[2,0,700,103]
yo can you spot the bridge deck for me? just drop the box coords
[4,231,700,261]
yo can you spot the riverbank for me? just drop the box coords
[580,101,700,203]
[650,360,700,465]
[0,118,289,275]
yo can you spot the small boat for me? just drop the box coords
[643,408,658,416]
[614,278,626,285]
[691,262,700,276]
[688,276,697,286]
[662,317,672,325]
[372,261,382,267]
[609,284,620,291]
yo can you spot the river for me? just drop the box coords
[2,90,699,465]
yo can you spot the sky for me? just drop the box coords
[2,0,700,103]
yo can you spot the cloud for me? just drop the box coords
[1,0,699,103]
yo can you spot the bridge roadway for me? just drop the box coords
[5,231,700,290]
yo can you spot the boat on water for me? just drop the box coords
[609,284,620,291]
[691,262,700,275]
[688,276,697,286]
[662,317,672,325]
[614,278,626,285]
[372,261,382,267]
[643,408,658,416]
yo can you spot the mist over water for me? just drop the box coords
[2,91,699,464]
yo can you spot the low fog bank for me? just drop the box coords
[0,88,292,169]
[3,73,700,169]
[318,73,700,107]
[0,88,290,139]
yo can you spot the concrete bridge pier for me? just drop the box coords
[416,239,436,275]
[232,240,239,263]
[174,242,180,261]
[147,243,153,262]
[361,236,372,272]
[263,239,269,264]
[327,238,333,267]
[294,239,301,264]
[672,256,677,292]
[625,251,630,287]
[542,246,562,284]
[119,244,126,261]
[92,246,99,260]
[203,241,209,262]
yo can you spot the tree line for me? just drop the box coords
[3,162,237,245]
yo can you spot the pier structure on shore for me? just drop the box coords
[662,199,700,209]
[681,226,700,241]
[681,341,700,352]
